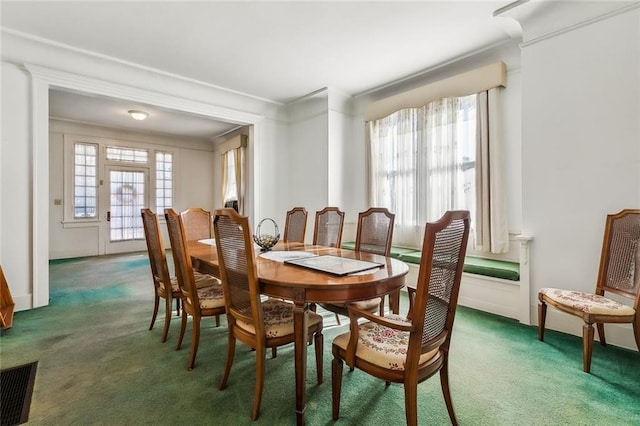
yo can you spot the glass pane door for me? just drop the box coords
[104,167,148,254]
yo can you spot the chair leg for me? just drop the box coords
[596,323,606,346]
[440,359,458,426]
[404,375,418,426]
[634,319,640,352]
[332,356,344,420]
[314,331,324,384]
[175,297,180,316]
[219,332,236,390]
[335,313,341,326]
[161,295,172,343]
[271,347,277,358]
[583,322,595,373]
[537,302,547,341]
[149,294,160,331]
[187,315,201,371]
[215,314,220,327]
[252,345,266,421]
[176,309,187,351]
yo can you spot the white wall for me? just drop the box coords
[0,63,32,310]
[285,91,330,241]
[513,3,639,348]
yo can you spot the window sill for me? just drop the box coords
[61,220,100,229]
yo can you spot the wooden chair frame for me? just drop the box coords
[165,208,225,370]
[1,266,15,330]
[180,207,212,241]
[141,208,180,343]
[214,208,323,420]
[312,207,345,248]
[538,209,640,373]
[283,207,308,243]
[331,210,470,426]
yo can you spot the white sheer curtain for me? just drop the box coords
[368,92,508,252]
[221,146,245,214]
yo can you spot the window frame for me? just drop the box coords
[62,134,178,228]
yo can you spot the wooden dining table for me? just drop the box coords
[189,240,409,425]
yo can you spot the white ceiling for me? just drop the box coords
[2,0,518,140]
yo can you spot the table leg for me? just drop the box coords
[390,290,401,314]
[293,292,308,425]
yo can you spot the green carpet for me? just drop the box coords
[1,252,639,425]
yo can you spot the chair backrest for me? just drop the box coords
[596,209,640,307]
[283,207,308,243]
[141,208,172,290]
[180,207,212,241]
[165,208,199,306]
[409,210,470,359]
[213,208,263,329]
[313,207,345,248]
[355,207,395,256]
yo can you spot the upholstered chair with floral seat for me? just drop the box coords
[165,208,226,371]
[213,208,324,421]
[538,209,640,373]
[331,210,470,426]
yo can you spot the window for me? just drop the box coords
[223,149,237,204]
[64,135,177,226]
[73,143,98,218]
[106,146,148,163]
[155,151,173,212]
[368,95,477,247]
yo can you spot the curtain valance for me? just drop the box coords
[365,62,506,121]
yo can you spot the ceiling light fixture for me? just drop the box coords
[128,110,149,121]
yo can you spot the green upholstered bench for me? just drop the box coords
[341,244,520,281]
[342,234,533,325]
[340,242,417,260]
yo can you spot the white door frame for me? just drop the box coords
[26,64,265,308]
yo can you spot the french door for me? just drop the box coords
[103,166,149,254]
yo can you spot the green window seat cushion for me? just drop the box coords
[401,252,520,280]
[340,242,415,260]
[463,256,520,281]
[342,243,520,281]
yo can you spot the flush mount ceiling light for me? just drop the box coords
[128,110,149,121]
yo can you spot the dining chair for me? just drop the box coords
[141,208,181,343]
[180,207,212,241]
[165,208,225,370]
[312,207,345,248]
[213,208,324,421]
[538,209,640,373]
[283,207,308,243]
[319,207,395,323]
[332,210,470,426]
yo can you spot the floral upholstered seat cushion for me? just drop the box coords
[196,281,225,309]
[193,272,222,289]
[162,277,180,293]
[540,288,635,316]
[329,297,381,311]
[168,272,221,293]
[237,299,323,338]
[333,314,439,371]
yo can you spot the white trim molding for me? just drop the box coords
[24,64,265,309]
